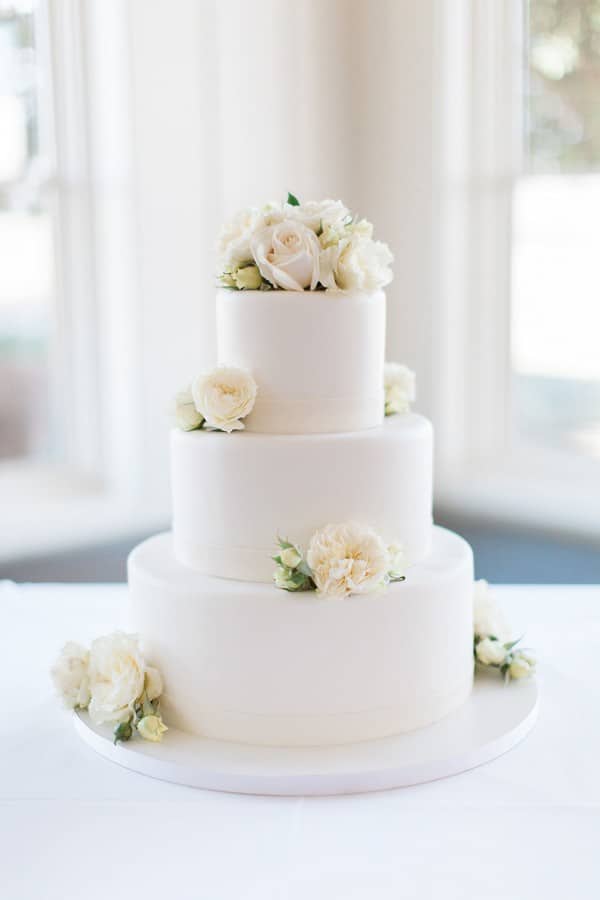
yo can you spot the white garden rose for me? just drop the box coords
[51,641,90,709]
[384,363,416,416]
[217,207,263,272]
[175,388,204,431]
[251,220,321,291]
[191,365,257,433]
[87,632,145,725]
[306,522,390,598]
[287,198,350,232]
[473,580,511,642]
[475,637,507,667]
[334,234,393,291]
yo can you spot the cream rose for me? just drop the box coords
[334,234,393,291]
[384,363,416,416]
[306,522,390,598]
[87,632,145,725]
[287,198,349,232]
[51,641,90,709]
[191,365,257,433]
[475,637,507,667]
[251,221,321,291]
[175,388,204,431]
[473,580,511,642]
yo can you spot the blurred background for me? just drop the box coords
[0,0,599,583]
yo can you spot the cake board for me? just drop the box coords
[74,673,538,796]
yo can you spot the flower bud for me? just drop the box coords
[137,715,168,742]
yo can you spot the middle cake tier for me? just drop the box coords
[172,412,433,582]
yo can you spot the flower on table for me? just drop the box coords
[174,365,257,434]
[51,632,168,744]
[217,192,393,292]
[272,524,406,598]
[384,363,416,416]
[472,580,537,683]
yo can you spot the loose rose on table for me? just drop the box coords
[217,193,393,292]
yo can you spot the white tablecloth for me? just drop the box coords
[2,581,600,899]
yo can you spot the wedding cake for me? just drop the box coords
[126,195,475,748]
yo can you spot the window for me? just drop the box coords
[0,1,57,463]
[512,0,600,458]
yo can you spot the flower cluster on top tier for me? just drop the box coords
[51,632,168,744]
[273,522,405,598]
[217,193,393,292]
[473,580,537,682]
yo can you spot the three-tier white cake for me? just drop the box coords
[127,286,475,748]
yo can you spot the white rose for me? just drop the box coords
[51,641,90,709]
[280,546,302,569]
[251,220,321,291]
[335,234,393,291]
[384,363,416,416]
[137,715,168,742]
[217,207,263,272]
[287,199,350,232]
[144,666,163,701]
[191,365,257,433]
[87,632,145,725]
[475,637,507,667]
[306,522,390,598]
[175,388,204,431]
[473,580,511,642]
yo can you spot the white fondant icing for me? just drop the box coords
[216,289,386,434]
[127,527,474,748]
[171,413,433,582]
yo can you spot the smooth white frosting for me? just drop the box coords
[171,413,434,582]
[216,289,386,434]
[127,527,474,747]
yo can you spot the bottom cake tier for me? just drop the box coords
[127,527,474,748]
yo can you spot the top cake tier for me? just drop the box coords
[216,288,385,434]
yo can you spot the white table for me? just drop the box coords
[2,582,600,899]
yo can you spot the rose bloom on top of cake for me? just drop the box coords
[217,192,393,293]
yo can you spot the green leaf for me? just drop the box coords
[277,537,295,550]
[287,192,300,206]
[272,555,283,566]
[296,560,313,578]
[113,720,133,744]
[503,637,522,651]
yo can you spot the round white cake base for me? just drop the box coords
[74,674,538,796]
